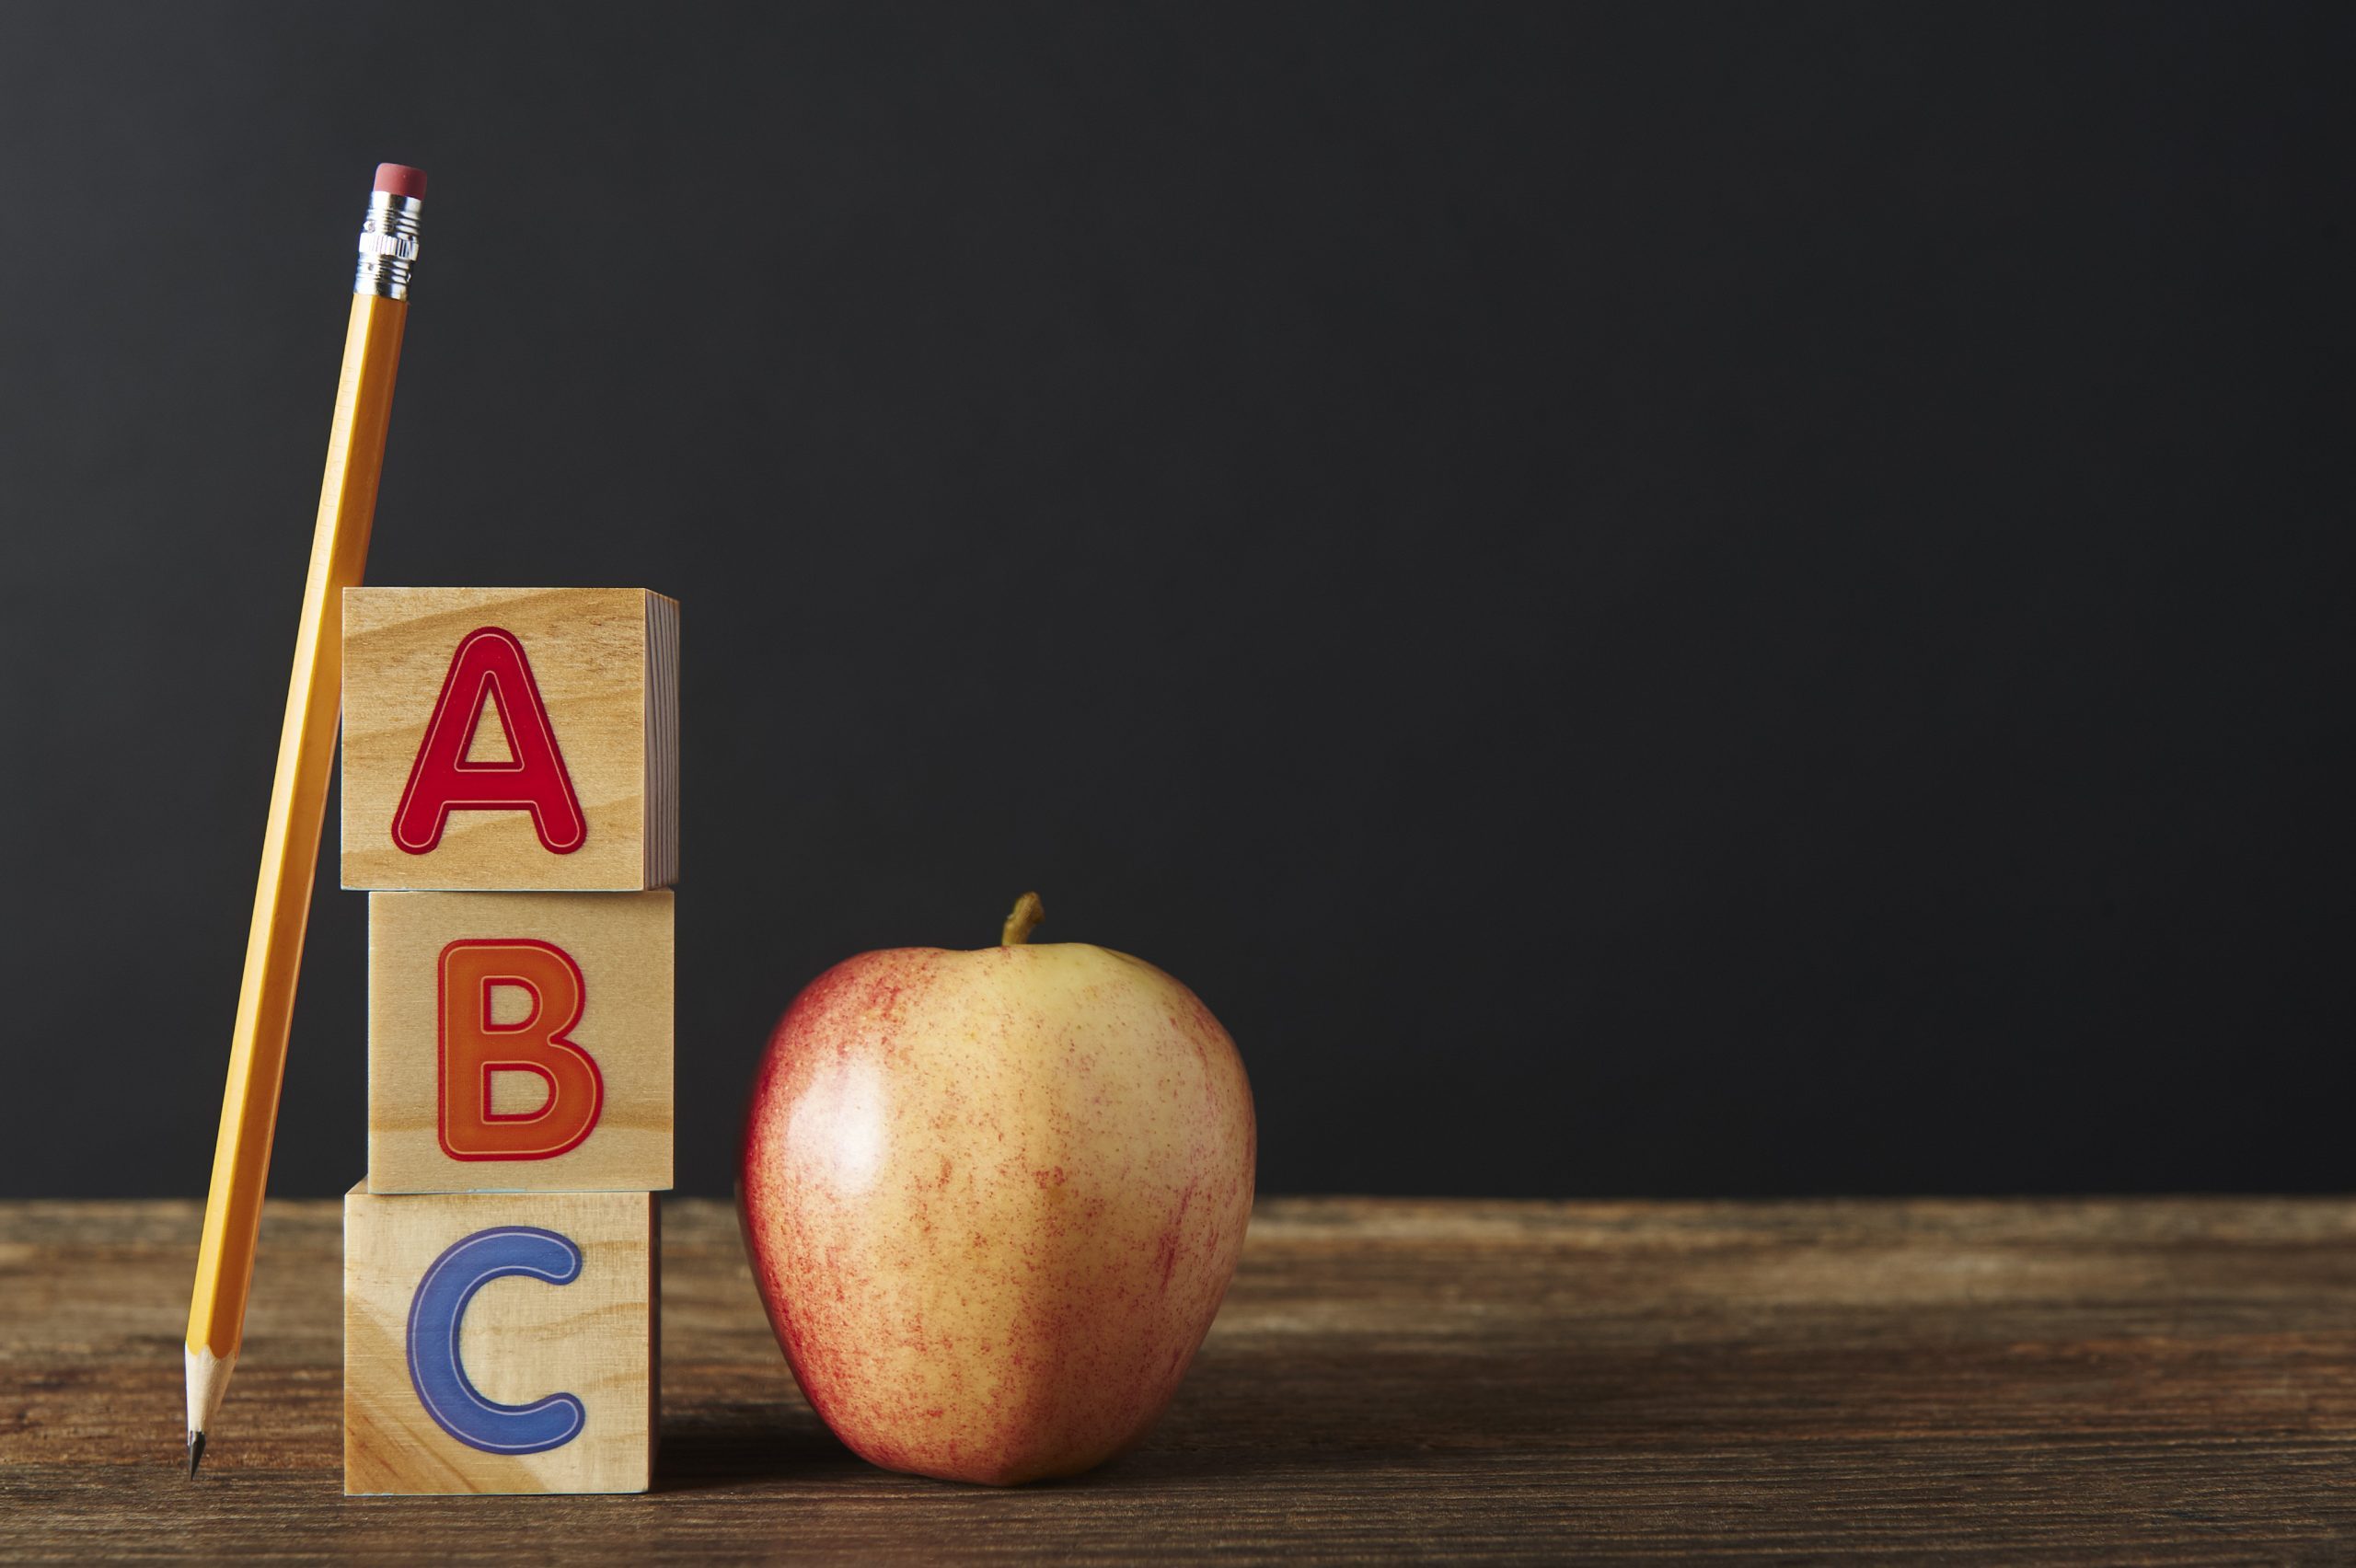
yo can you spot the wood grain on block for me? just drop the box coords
[343,1186,657,1495]
[367,891,673,1194]
[341,588,680,891]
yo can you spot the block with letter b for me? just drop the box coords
[341,587,679,891]
[368,890,673,1193]
[344,1185,656,1494]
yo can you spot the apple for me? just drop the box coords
[737,894,1257,1485]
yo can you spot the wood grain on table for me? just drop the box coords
[6,1197,2356,1563]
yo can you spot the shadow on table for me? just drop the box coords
[1085,1343,1611,1488]
[655,1404,859,1493]
[654,1342,1621,1494]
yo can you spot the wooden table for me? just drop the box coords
[6,1198,2356,1562]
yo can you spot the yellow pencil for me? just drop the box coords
[185,164,427,1477]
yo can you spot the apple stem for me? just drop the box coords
[1000,892,1045,946]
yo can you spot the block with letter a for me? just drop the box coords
[343,1185,656,1494]
[341,587,679,892]
[368,890,673,1193]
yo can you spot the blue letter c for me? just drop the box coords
[405,1225,586,1455]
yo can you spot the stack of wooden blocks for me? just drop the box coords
[335,588,680,1495]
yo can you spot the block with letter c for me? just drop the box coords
[343,1186,655,1495]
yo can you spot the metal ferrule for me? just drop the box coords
[354,190,423,299]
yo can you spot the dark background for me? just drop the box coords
[2,3,2349,1200]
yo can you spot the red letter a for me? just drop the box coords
[392,627,588,855]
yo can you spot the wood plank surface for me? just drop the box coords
[6,1197,2356,1562]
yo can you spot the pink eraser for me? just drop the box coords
[373,164,427,200]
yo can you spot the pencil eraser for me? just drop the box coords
[373,164,427,200]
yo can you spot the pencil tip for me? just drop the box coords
[186,1431,205,1478]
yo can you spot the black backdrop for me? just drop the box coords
[3,3,2349,1199]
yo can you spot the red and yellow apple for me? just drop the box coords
[737,894,1256,1485]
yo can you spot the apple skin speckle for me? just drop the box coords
[738,940,1255,1486]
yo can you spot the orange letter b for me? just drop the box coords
[438,940,604,1161]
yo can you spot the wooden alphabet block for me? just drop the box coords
[344,1185,658,1494]
[367,890,674,1194]
[341,587,679,891]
